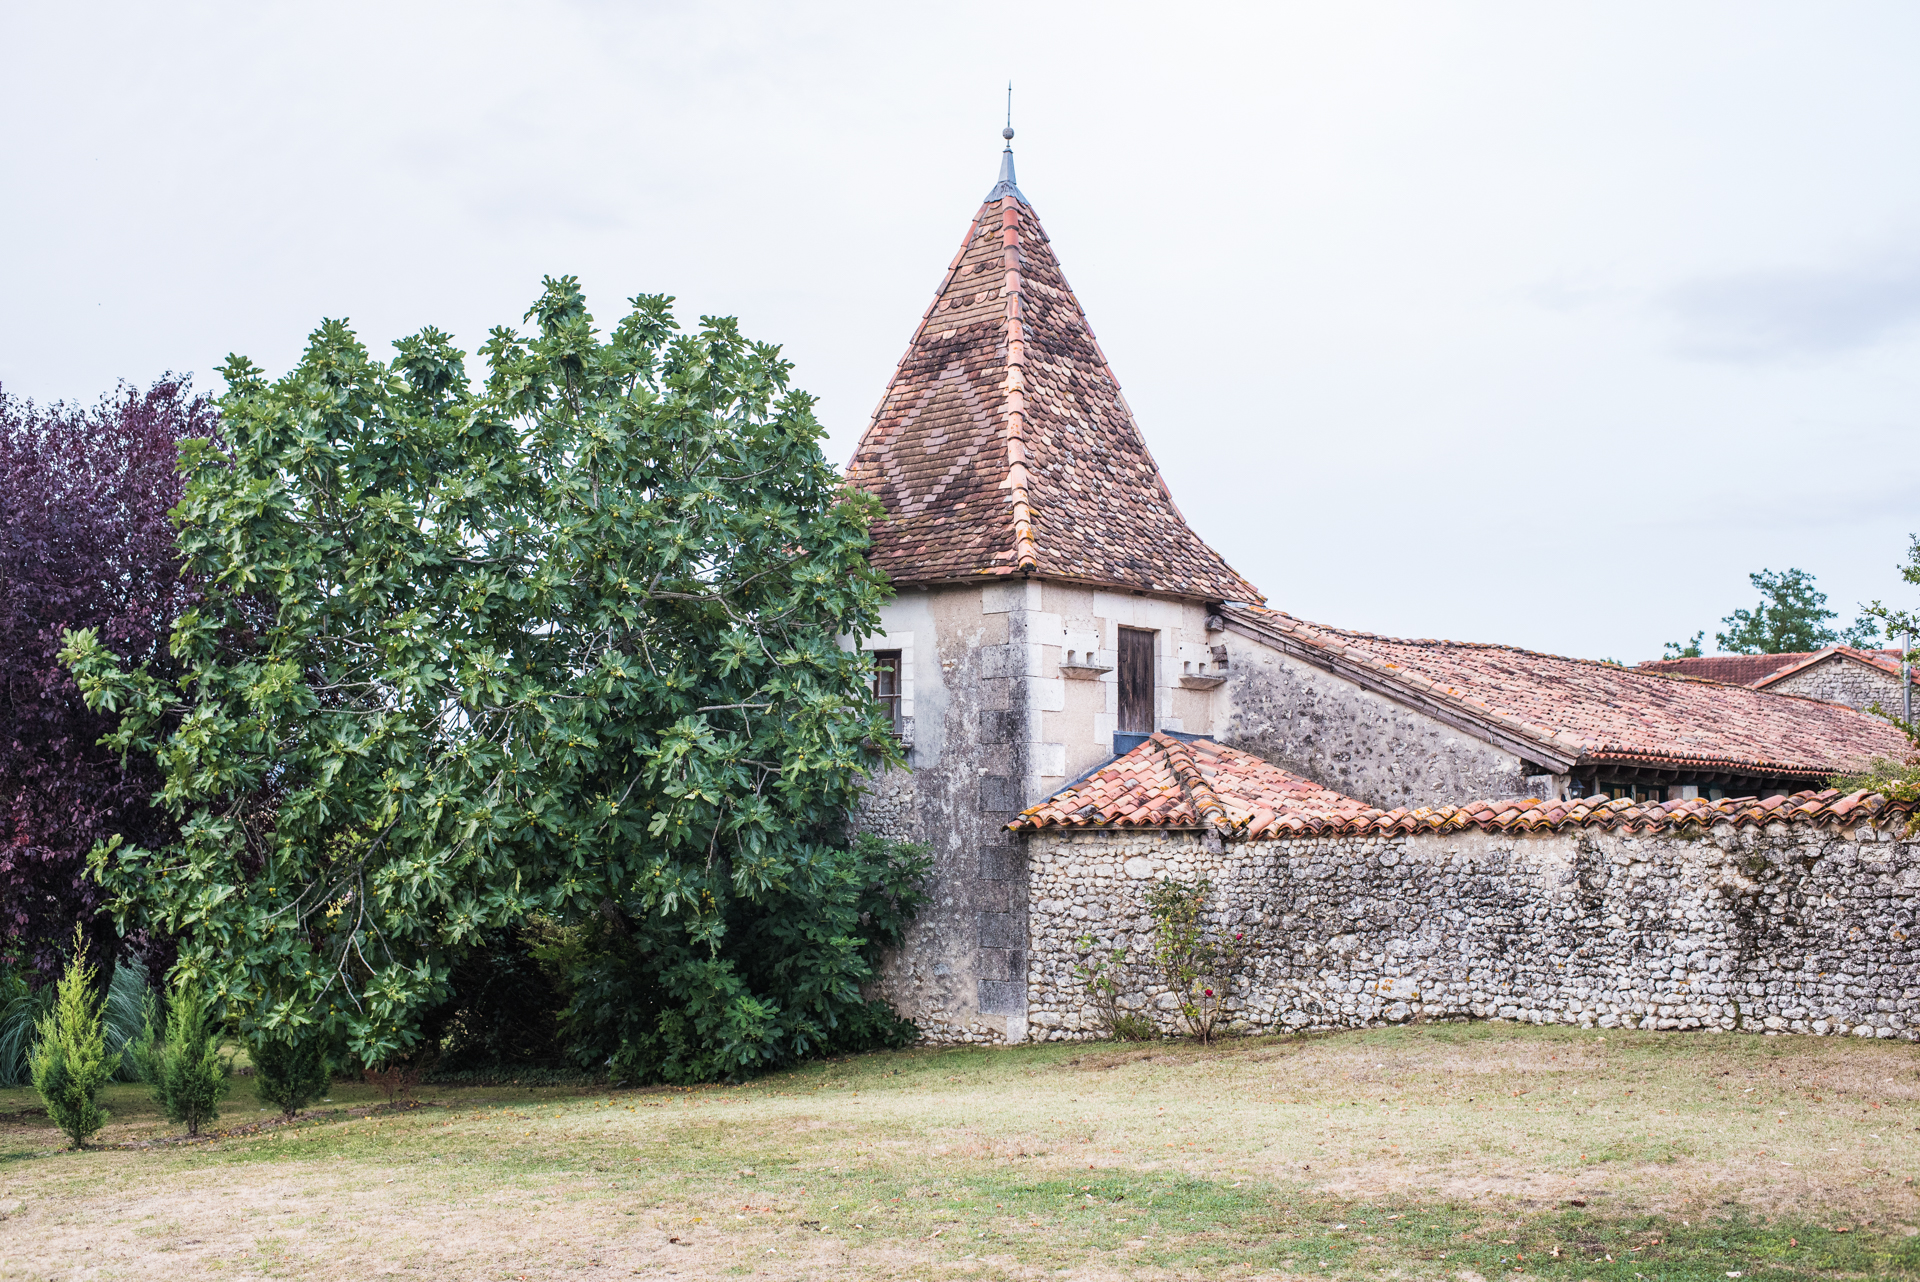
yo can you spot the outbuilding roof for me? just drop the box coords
[1219,605,1907,781]
[1640,646,1916,693]
[1009,732,1914,840]
[1012,733,1378,837]
[1633,653,1808,685]
[843,143,1262,603]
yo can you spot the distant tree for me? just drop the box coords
[1839,535,1920,798]
[0,377,207,987]
[1864,535,1920,658]
[1716,567,1877,655]
[1663,631,1705,659]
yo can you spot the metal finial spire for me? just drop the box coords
[986,81,1026,203]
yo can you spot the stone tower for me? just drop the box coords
[845,131,1261,1043]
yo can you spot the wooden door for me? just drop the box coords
[1118,628,1154,733]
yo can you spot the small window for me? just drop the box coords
[1118,628,1154,733]
[872,649,903,734]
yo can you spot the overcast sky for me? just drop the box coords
[5,2,1918,662]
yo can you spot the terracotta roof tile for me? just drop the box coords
[1638,647,1914,688]
[1010,735,1917,839]
[1633,653,1802,684]
[844,166,1261,603]
[1010,732,1379,836]
[1223,606,1907,780]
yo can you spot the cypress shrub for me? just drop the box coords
[27,929,114,1148]
[252,1032,331,1120]
[129,982,231,1136]
[4,954,155,1086]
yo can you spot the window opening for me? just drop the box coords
[872,649,903,735]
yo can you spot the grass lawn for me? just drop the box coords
[3,1022,1919,1280]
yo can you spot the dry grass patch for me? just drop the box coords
[1,1023,1918,1279]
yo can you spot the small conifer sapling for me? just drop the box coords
[27,925,114,1148]
[130,981,231,1136]
[252,1032,331,1120]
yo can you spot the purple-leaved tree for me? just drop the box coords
[0,376,210,984]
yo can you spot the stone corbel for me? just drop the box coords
[1059,648,1113,680]
[1178,647,1231,689]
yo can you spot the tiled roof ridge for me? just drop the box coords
[1253,606,1752,683]
[1363,786,1914,838]
[1223,604,1591,762]
[1153,731,1231,834]
[1293,614,1885,708]
[1642,644,1907,668]
[1290,610,1889,710]
[1314,626,1909,702]
[1010,736,1916,840]
[995,194,1040,573]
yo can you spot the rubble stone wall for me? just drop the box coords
[1767,658,1905,715]
[1218,635,1530,811]
[1025,821,1920,1042]
[851,765,917,842]
[861,583,1034,1045]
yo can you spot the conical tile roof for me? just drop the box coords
[846,147,1263,603]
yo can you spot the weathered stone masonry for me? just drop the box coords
[856,585,1034,1046]
[1220,637,1531,811]
[1026,820,1920,1041]
[1768,658,1905,716]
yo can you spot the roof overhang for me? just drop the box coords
[1576,750,1836,782]
[1220,610,1581,773]
[1223,606,1874,783]
[882,568,1245,609]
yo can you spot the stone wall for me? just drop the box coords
[862,583,1033,1044]
[858,580,1250,1044]
[1768,656,1905,715]
[851,766,917,842]
[1218,636,1531,811]
[1026,821,1920,1042]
